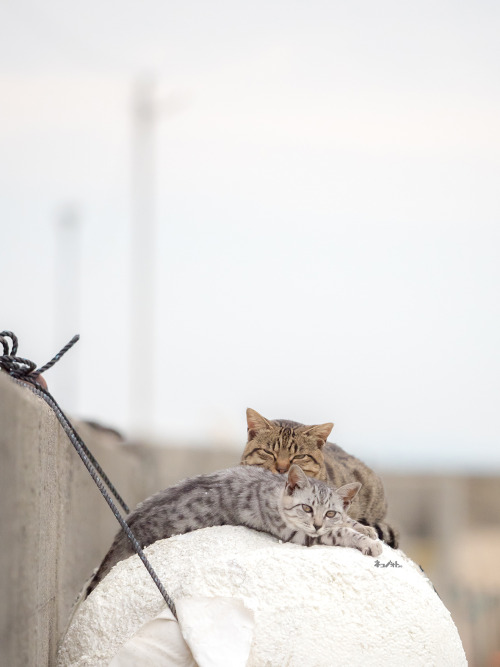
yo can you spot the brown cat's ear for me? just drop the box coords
[286,464,310,495]
[246,408,274,441]
[335,482,361,510]
[302,422,334,448]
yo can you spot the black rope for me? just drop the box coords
[33,334,81,378]
[0,331,176,618]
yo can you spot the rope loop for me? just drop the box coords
[0,331,79,383]
[0,330,18,355]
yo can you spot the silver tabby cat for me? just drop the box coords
[87,464,382,596]
[241,408,398,547]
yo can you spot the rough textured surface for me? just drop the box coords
[0,371,239,667]
[0,373,144,667]
[58,526,467,667]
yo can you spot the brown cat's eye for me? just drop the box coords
[293,455,307,460]
[302,504,313,513]
[325,511,337,518]
[258,449,276,461]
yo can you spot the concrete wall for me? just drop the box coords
[0,371,239,667]
[0,373,142,666]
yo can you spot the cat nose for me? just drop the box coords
[276,462,290,474]
[313,522,322,532]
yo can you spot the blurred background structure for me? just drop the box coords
[1,1,499,665]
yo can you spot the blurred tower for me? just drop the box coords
[55,204,81,414]
[130,77,157,437]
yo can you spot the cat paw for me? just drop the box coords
[360,526,378,540]
[349,521,379,540]
[361,540,383,557]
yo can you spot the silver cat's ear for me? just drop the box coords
[301,422,334,448]
[335,482,361,510]
[246,408,274,441]
[286,464,310,495]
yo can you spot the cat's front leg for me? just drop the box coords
[343,518,378,541]
[321,526,383,557]
[283,529,310,545]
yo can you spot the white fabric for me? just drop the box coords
[58,526,467,667]
[108,597,254,667]
[176,597,254,667]
[109,607,195,667]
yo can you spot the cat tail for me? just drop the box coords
[357,518,399,548]
[85,532,131,598]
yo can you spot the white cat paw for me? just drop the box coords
[363,526,378,540]
[362,540,383,557]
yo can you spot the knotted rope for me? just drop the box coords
[0,331,176,618]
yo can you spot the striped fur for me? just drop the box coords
[241,408,399,548]
[86,465,382,596]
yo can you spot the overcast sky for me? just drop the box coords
[1,0,499,471]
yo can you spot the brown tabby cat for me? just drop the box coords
[240,408,398,547]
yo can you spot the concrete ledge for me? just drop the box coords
[0,373,145,666]
[0,371,239,666]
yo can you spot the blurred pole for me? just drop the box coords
[130,77,157,437]
[55,204,81,414]
[436,476,465,594]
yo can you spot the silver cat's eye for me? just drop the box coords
[325,510,337,518]
[302,504,313,513]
